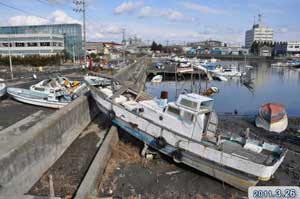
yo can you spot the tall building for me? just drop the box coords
[245,15,273,49]
[0,24,82,59]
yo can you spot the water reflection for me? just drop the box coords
[145,62,300,116]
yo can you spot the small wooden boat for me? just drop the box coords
[151,75,163,83]
[255,103,288,133]
[7,88,71,109]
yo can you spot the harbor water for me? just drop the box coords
[145,62,300,116]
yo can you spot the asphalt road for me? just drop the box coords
[0,69,85,130]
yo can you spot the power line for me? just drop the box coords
[0,1,48,20]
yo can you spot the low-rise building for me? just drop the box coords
[86,41,122,55]
[273,42,287,56]
[0,24,82,59]
[0,33,64,56]
[187,40,223,49]
[287,41,300,57]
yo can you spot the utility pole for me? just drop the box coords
[73,0,87,68]
[121,28,126,64]
[72,44,76,64]
[8,36,13,79]
[166,40,169,54]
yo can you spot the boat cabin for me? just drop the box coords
[175,93,214,113]
[137,93,216,143]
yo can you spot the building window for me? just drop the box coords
[16,42,25,47]
[295,46,299,48]
[40,42,50,46]
[28,42,38,47]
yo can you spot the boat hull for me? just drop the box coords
[0,83,6,98]
[113,118,258,191]
[255,115,288,133]
[7,88,69,109]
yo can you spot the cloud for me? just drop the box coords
[8,16,49,26]
[161,9,184,21]
[181,2,225,14]
[87,23,124,41]
[114,1,144,15]
[7,10,80,26]
[139,6,188,22]
[51,10,81,24]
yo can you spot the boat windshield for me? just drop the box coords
[200,100,213,111]
[179,98,198,110]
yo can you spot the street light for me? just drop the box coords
[8,36,13,79]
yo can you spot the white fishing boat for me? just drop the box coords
[84,75,111,86]
[213,74,228,81]
[216,66,243,77]
[0,83,6,98]
[30,75,86,97]
[7,87,70,109]
[151,75,163,83]
[179,61,191,68]
[88,80,287,191]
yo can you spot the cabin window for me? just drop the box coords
[181,111,194,123]
[167,106,180,117]
[180,98,198,110]
[200,101,213,110]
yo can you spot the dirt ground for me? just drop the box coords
[27,117,107,198]
[98,131,245,199]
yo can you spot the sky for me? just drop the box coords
[0,0,299,45]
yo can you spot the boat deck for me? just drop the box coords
[220,141,274,165]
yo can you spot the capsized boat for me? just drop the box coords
[0,83,6,98]
[255,103,288,133]
[7,87,70,109]
[88,79,287,191]
[151,75,163,83]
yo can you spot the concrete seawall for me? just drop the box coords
[74,126,119,199]
[0,94,99,196]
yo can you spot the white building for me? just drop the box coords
[287,41,300,56]
[245,15,273,49]
[0,33,64,56]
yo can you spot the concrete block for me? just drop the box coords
[0,95,99,197]
[74,126,119,199]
